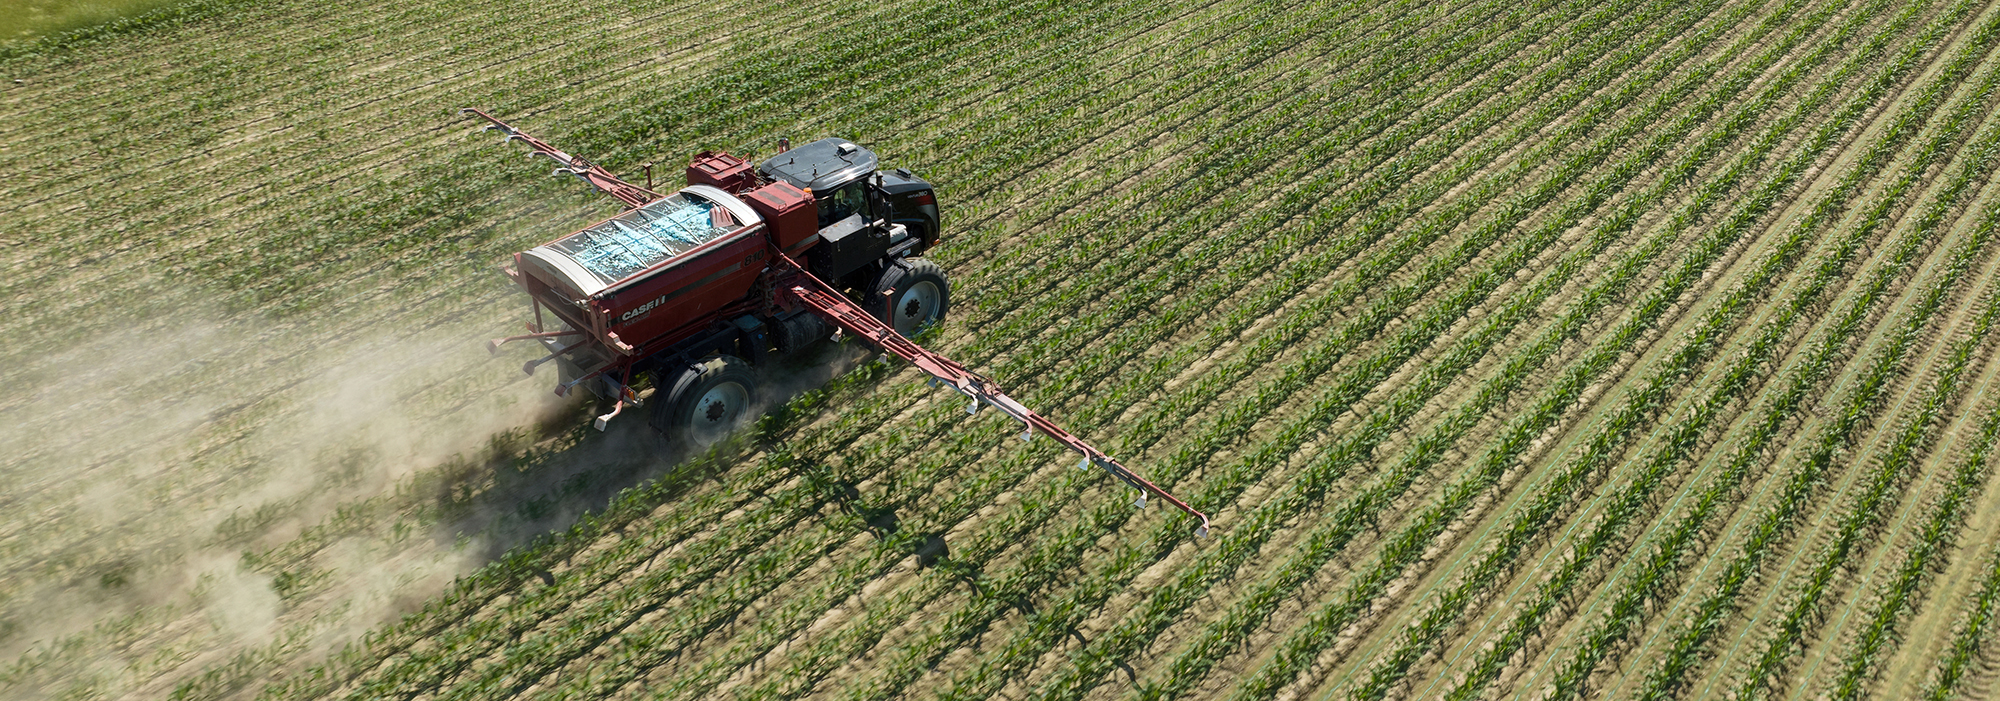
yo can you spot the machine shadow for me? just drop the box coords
[447,339,875,566]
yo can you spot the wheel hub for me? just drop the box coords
[690,380,749,443]
[894,280,942,336]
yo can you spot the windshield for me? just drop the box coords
[543,191,745,286]
[815,181,869,227]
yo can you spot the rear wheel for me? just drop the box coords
[871,257,950,337]
[651,355,759,447]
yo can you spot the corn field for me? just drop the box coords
[16,0,2000,699]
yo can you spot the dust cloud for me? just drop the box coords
[0,295,568,699]
[0,279,883,699]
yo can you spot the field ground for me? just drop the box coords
[15,0,2000,699]
[0,0,187,42]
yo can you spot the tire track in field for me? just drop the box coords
[1685,196,2000,701]
[1681,125,2000,701]
[1908,367,2000,699]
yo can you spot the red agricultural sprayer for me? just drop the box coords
[464,109,1209,537]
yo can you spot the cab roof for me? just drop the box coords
[757,137,878,191]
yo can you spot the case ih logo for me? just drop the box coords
[621,295,669,322]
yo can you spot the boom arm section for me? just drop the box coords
[774,253,1210,537]
[462,108,660,209]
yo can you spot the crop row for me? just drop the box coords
[853,0,1781,696]
[1333,5,1997,697]
[996,0,1863,696]
[1726,185,2000,701]
[1228,3,1970,696]
[1443,11,2000,697]
[1620,15,2000,701]
[1916,389,2000,700]
[1524,31,2000,701]
[1603,144,1997,701]
[1824,299,2000,700]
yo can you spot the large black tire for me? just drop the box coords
[650,355,760,447]
[870,257,950,337]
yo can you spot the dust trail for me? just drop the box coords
[0,285,878,699]
[0,293,570,699]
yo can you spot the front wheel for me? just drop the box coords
[651,355,760,447]
[871,257,951,337]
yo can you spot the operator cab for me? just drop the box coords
[759,138,874,186]
[757,138,943,286]
[758,139,940,243]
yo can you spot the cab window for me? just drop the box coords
[816,181,869,227]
